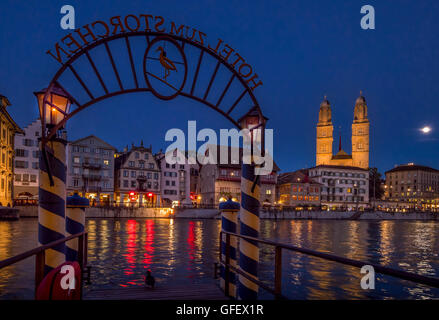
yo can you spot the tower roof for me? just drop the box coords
[332,149,352,160]
[318,95,332,124]
[354,91,368,122]
[356,92,366,105]
[320,95,330,108]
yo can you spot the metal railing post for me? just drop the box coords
[77,234,84,270]
[84,232,88,267]
[274,246,282,299]
[219,231,222,266]
[34,250,45,296]
[225,233,231,297]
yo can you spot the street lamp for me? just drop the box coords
[238,106,266,152]
[34,85,71,130]
[35,84,72,275]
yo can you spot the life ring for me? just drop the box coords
[36,261,82,300]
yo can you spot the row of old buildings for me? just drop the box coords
[5,92,439,211]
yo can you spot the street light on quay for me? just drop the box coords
[34,84,73,275]
[34,85,71,131]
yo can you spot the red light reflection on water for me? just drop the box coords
[143,220,155,268]
[187,221,195,261]
[186,221,197,278]
[124,219,137,276]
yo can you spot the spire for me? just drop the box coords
[339,134,342,152]
[318,95,331,123]
[354,91,368,122]
[356,90,366,105]
[320,94,330,107]
[140,140,144,147]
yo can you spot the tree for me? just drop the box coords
[369,168,384,200]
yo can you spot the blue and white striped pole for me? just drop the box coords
[219,198,240,298]
[66,193,89,261]
[238,163,260,300]
[38,138,67,274]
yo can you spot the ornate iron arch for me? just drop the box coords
[41,30,266,145]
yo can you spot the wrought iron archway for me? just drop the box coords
[40,30,266,144]
[38,24,266,300]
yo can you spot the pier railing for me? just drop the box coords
[219,230,439,299]
[0,232,88,298]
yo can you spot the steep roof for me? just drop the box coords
[69,135,116,150]
[385,164,439,174]
[278,169,321,185]
[331,149,353,160]
[205,145,280,172]
[115,144,156,170]
[0,95,24,134]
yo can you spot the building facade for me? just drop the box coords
[316,93,370,169]
[13,119,40,203]
[309,165,369,210]
[189,162,201,204]
[198,146,279,207]
[155,149,191,206]
[0,95,24,206]
[66,135,116,205]
[384,163,439,211]
[114,143,161,206]
[277,170,322,207]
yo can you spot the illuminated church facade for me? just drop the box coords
[316,93,370,169]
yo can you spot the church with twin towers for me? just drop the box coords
[316,92,370,169]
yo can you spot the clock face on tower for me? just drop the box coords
[143,36,188,101]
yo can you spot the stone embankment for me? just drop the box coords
[16,206,438,220]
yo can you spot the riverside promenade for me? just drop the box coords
[15,206,438,220]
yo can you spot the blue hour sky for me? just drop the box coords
[0,0,438,174]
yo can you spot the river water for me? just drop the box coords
[0,218,438,299]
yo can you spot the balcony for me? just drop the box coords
[217,174,240,182]
[82,163,101,170]
[82,186,102,193]
[82,174,102,181]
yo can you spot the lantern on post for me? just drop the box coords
[236,106,266,300]
[35,84,72,275]
[35,85,71,131]
[238,106,267,160]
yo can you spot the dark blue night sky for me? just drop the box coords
[1,0,438,174]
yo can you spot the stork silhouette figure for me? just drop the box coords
[156,46,177,81]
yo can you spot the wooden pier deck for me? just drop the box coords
[84,283,228,300]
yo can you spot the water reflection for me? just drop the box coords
[0,219,438,299]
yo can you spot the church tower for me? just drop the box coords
[351,92,370,169]
[316,96,334,166]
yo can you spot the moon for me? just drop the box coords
[421,126,432,134]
